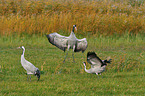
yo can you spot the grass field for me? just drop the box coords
[0,34,144,95]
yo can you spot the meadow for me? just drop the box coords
[0,34,144,95]
[0,0,145,95]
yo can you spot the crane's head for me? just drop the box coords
[35,68,40,81]
[17,46,25,50]
[83,62,86,67]
[72,25,77,32]
[17,46,25,55]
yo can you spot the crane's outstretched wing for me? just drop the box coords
[87,52,103,68]
[74,38,87,52]
[46,33,68,52]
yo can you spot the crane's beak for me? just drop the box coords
[17,46,21,49]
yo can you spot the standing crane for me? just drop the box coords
[83,52,112,76]
[46,25,87,63]
[18,46,40,81]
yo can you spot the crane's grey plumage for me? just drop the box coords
[18,46,40,81]
[83,52,112,75]
[46,25,87,63]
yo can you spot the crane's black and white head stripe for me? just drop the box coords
[83,62,86,66]
[18,46,25,55]
[73,25,76,27]
[18,46,25,50]
[72,25,77,32]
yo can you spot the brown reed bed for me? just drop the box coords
[0,0,145,36]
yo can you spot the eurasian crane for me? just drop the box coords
[18,46,40,81]
[83,52,112,76]
[46,25,87,63]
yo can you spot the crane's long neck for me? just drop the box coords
[83,63,91,73]
[70,31,75,37]
[84,65,88,72]
[21,48,26,65]
[21,48,25,58]
[84,67,91,73]
[72,26,75,33]
[69,25,77,39]
[70,25,76,35]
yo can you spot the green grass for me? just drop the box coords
[0,34,144,95]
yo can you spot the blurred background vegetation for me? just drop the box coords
[0,0,145,36]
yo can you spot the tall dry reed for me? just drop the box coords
[0,0,145,36]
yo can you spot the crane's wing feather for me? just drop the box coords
[87,52,103,68]
[74,38,87,52]
[21,59,37,74]
[46,33,68,52]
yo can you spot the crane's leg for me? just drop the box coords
[72,52,75,63]
[27,74,31,81]
[27,75,29,81]
[96,73,100,78]
[72,45,76,63]
[63,45,70,63]
[27,74,30,81]
[29,75,31,81]
[99,73,103,78]
[63,52,68,63]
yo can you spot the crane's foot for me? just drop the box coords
[73,61,75,63]
[63,60,65,63]
[30,76,31,82]
[27,75,31,81]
